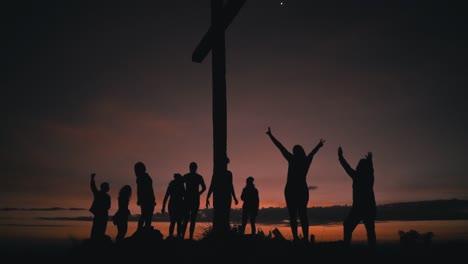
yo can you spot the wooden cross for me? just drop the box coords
[192,0,246,236]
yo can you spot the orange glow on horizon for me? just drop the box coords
[2,219,467,244]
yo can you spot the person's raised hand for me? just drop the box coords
[318,138,325,148]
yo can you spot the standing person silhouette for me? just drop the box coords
[240,176,259,235]
[161,173,186,238]
[134,161,156,231]
[205,156,239,217]
[338,146,376,249]
[89,173,111,240]
[182,162,207,240]
[112,185,132,242]
[266,127,325,242]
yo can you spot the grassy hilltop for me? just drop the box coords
[63,227,467,263]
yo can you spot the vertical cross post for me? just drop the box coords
[211,0,229,236]
[192,0,246,238]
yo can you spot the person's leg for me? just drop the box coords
[172,203,183,237]
[94,214,107,238]
[298,205,309,242]
[91,217,98,239]
[285,191,300,241]
[145,205,155,228]
[189,207,199,239]
[123,217,128,238]
[241,210,248,234]
[176,219,183,237]
[141,205,150,229]
[363,216,376,249]
[118,223,127,241]
[250,213,257,235]
[102,215,108,237]
[97,215,104,238]
[287,205,298,240]
[138,206,144,230]
[169,216,175,237]
[116,222,122,241]
[140,206,148,228]
[117,220,128,241]
[181,210,189,238]
[343,209,361,246]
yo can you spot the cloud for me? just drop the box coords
[0,223,68,227]
[0,207,86,212]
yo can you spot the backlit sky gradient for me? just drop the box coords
[2,0,467,213]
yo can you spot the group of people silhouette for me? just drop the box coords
[89,161,209,241]
[89,126,376,249]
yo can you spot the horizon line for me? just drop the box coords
[1,198,466,212]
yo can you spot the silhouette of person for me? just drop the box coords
[134,161,156,230]
[266,127,325,242]
[206,156,239,217]
[338,146,376,248]
[112,185,132,242]
[162,173,186,238]
[182,161,207,240]
[89,173,111,240]
[240,176,259,235]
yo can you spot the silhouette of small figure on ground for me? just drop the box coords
[266,127,325,243]
[162,173,186,238]
[206,156,238,224]
[182,161,207,239]
[240,176,259,235]
[338,146,376,249]
[113,185,132,242]
[134,161,156,231]
[89,173,111,240]
[399,230,433,247]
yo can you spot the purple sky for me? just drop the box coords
[2,0,467,212]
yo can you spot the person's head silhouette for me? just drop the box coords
[246,176,254,185]
[189,162,198,173]
[174,173,182,181]
[119,185,131,198]
[356,159,372,175]
[293,145,306,158]
[134,161,146,176]
[100,182,110,193]
[245,176,254,185]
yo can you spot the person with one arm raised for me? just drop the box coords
[338,146,377,249]
[89,173,111,240]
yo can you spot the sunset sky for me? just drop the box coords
[2,0,467,214]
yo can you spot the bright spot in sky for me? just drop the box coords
[280,2,284,5]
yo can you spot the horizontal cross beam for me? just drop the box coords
[192,0,246,63]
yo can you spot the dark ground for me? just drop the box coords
[73,229,468,263]
[4,229,467,263]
